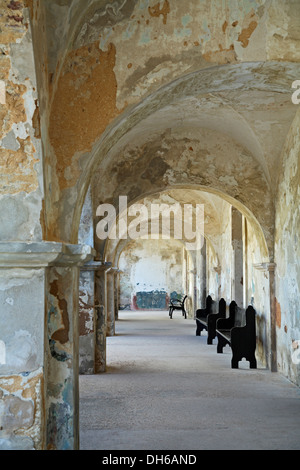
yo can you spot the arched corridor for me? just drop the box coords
[0,0,299,450]
[79,310,300,450]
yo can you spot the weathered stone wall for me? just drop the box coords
[275,108,300,386]
[0,1,45,451]
[79,269,95,375]
[244,219,272,368]
[33,0,299,246]
[0,1,44,241]
[0,0,299,450]
[219,202,233,303]
[0,267,45,450]
[206,240,220,301]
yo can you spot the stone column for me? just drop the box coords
[46,264,80,450]
[94,262,111,373]
[189,249,200,317]
[213,265,222,299]
[231,208,243,306]
[114,270,122,321]
[79,267,95,375]
[189,267,197,318]
[198,238,207,309]
[106,267,119,337]
[268,264,277,373]
[79,262,104,375]
[0,242,94,451]
[45,245,95,451]
[254,262,277,372]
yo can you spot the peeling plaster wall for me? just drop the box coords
[231,207,243,306]
[36,0,299,243]
[78,186,94,247]
[0,268,45,450]
[0,243,93,450]
[275,108,300,386]
[45,265,81,450]
[119,239,184,310]
[244,218,271,367]
[0,0,299,451]
[0,1,44,242]
[78,188,95,374]
[78,269,95,375]
[219,202,233,303]
[206,241,219,300]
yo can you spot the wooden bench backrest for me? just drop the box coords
[206,295,213,311]
[234,305,256,331]
[234,306,246,327]
[211,299,218,314]
[246,305,256,333]
[206,296,226,315]
[219,298,226,316]
[225,300,237,328]
[211,298,226,314]
[216,301,256,334]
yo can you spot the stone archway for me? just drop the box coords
[1,1,299,451]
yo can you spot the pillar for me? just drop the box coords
[79,262,105,375]
[46,264,80,450]
[106,267,119,337]
[198,238,207,308]
[182,247,188,298]
[94,262,111,373]
[243,217,249,307]
[253,262,277,372]
[0,242,94,450]
[114,270,122,321]
[231,207,243,306]
[79,267,95,375]
[269,264,277,372]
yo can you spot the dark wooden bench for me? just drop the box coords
[195,295,213,336]
[169,294,187,319]
[216,302,257,369]
[196,296,226,344]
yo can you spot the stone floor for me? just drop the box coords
[79,310,300,450]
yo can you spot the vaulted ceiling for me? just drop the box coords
[31,0,300,259]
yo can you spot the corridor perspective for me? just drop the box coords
[79,310,300,451]
[1,0,300,451]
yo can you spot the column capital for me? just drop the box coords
[0,242,95,268]
[80,261,112,272]
[106,266,119,275]
[253,262,276,272]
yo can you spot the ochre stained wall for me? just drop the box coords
[0,1,44,242]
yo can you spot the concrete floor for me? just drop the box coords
[79,310,300,450]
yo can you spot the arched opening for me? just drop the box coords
[77,183,272,380]
[57,60,298,253]
[46,59,298,448]
[2,0,299,451]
